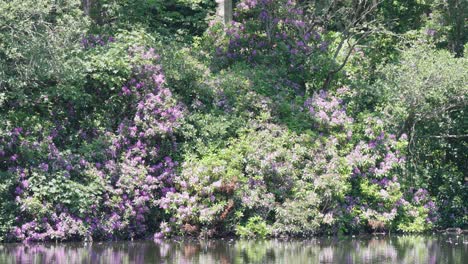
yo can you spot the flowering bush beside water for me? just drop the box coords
[1,34,185,242]
[0,0,466,242]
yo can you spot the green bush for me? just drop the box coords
[375,44,467,228]
[236,216,270,238]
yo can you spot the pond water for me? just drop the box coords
[0,234,466,263]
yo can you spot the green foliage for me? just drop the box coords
[422,0,467,57]
[160,123,312,236]
[92,0,216,41]
[377,0,430,33]
[377,44,467,128]
[0,169,17,240]
[179,112,243,156]
[236,216,270,238]
[373,43,467,228]
[273,191,323,237]
[0,0,88,96]
[0,0,465,241]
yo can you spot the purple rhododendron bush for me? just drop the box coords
[0,0,466,242]
[1,37,184,242]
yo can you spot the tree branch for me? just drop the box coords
[425,134,468,139]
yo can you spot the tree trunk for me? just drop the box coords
[447,0,466,57]
[82,0,92,16]
[216,0,233,24]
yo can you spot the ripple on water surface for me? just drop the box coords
[0,235,467,264]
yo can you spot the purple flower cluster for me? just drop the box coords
[214,0,326,68]
[3,44,184,242]
[88,45,184,238]
[304,90,353,128]
[409,188,438,224]
[80,34,115,49]
[11,213,86,243]
[300,89,438,232]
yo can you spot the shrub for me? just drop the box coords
[374,44,467,228]
[236,216,271,238]
[159,122,310,237]
[1,30,185,242]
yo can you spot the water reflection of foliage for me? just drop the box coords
[0,235,466,264]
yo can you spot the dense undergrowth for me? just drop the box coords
[0,0,466,242]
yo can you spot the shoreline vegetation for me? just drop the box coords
[2,229,468,244]
[0,0,466,243]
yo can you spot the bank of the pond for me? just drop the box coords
[4,227,468,244]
